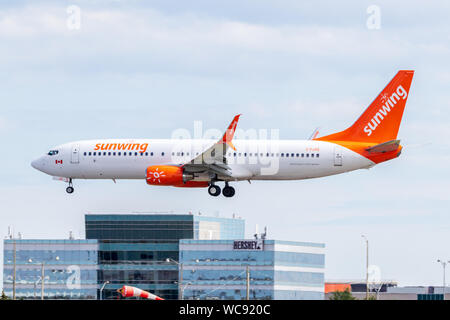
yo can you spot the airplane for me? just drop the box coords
[31,70,414,197]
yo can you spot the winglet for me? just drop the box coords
[308,127,320,140]
[221,114,241,150]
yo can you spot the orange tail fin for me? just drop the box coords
[315,70,414,143]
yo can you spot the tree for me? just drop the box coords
[1,290,10,300]
[329,288,356,300]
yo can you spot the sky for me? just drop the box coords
[0,0,449,289]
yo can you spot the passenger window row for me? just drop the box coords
[84,151,201,157]
[227,152,320,158]
[83,151,319,159]
[84,151,162,157]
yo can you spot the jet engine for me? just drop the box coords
[146,165,195,186]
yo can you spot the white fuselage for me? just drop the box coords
[31,139,375,182]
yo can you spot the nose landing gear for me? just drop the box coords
[66,179,74,194]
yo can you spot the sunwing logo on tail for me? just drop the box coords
[363,85,408,136]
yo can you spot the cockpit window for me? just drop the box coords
[48,150,59,156]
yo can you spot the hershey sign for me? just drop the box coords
[233,240,264,251]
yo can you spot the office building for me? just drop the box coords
[3,239,98,299]
[85,213,245,299]
[180,239,325,300]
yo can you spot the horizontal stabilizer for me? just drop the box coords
[366,139,400,154]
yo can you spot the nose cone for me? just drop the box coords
[31,157,45,172]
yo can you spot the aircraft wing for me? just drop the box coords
[365,139,400,153]
[182,114,241,178]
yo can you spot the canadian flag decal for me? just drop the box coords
[55,160,63,164]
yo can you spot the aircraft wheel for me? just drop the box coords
[223,186,235,198]
[66,186,74,194]
[208,185,221,197]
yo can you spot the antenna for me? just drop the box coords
[254,224,259,239]
[262,226,268,240]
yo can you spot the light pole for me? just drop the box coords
[246,265,250,300]
[166,258,183,300]
[437,259,449,298]
[100,281,110,300]
[12,240,16,300]
[29,256,59,300]
[33,279,39,300]
[180,281,192,299]
[362,235,369,300]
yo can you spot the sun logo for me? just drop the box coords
[147,167,166,184]
[380,93,388,102]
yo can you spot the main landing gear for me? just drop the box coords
[66,178,74,194]
[208,182,235,198]
[208,184,221,197]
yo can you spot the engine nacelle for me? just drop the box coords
[146,165,194,186]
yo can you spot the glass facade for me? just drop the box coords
[3,239,98,300]
[85,214,245,300]
[179,240,325,300]
[2,214,325,300]
[85,214,195,242]
[194,216,245,240]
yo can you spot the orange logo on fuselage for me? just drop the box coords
[94,142,148,153]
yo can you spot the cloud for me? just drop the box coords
[0,4,448,79]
